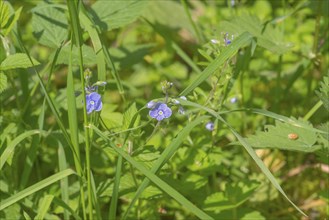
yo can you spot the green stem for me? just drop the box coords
[67,0,93,219]
[303,100,323,121]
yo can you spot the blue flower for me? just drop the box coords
[205,122,214,131]
[147,101,157,109]
[86,92,102,114]
[230,97,238,103]
[149,103,172,121]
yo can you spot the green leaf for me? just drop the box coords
[35,195,54,220]
[0,169,76,211]
[245,120,319,152]
[203,180,259,213]
[222,14,293,54]
[316,72,329,111]
[2,6,22,36]
[178,99,307,217]
[122,116,210,219]
[0,130,46,170]
[0,1,10,29]
[180,32,253,96]
[0,53,40,71]
[93,124,214,220]
[0,72,7,93]
[51,44,97,66]
[122,102,139,130]
[31,2,68,48]
[91,0,148,32]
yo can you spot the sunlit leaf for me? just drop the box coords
[245,119,319,152]
[0,53,40,71]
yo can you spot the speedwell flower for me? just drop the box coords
[149,103,172,121]
[86,92,102,114]
[205,122,214,131]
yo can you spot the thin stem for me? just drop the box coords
[303,100,323,121]
[67,1,93,218]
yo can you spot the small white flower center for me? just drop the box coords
[158,110,163,115]
[90,100,95,105]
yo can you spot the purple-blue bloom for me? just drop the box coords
[86,92,102,114]
[149,103,172,121]
[147,101,157,109]
[205,122,214,131]
[230,97,238,103]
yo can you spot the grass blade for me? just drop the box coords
[123,115,209,218]
[35,194,54,220]
[179,99,307,217]
[180,32,253,96]
[0,130,45,170]
[93,117,213,220]
[0,169,76,211]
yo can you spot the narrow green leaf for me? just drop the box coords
[123,116,210,219]
[0,130,46,170]
[0,1,10,29]
[179,100,307,217]
[0,169,76,211]
[34,195,54,220]
[2,6,22,36]
[0,53,40,71]
[180,32,253,96]
[58,141,70,220]
[109,156,123,220]
[0,72,7,93]
[93,126,214,220]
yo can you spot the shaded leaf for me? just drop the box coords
[0,53,40,71]
[203,180,259,213]
[51,44,97,66]
[90,0,148,32]
[31,2,68,48]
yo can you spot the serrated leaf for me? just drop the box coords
[0,72,7,93]
[203,180,259,213]
[0,53,40,71]
[0,1,11,29]
[51,44,97,66]
[316,72,329,111]
[222,14,293,54]
[122,102,139,130]
[91,0,148,32]
[31,2,68,48]
[245,120,319,152]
